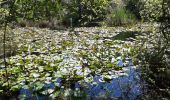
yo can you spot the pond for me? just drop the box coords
[17,58,142,100]
[0,27,143,99]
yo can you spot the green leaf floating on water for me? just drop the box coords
[23,85,29,89]
[114,66,123,70]
[75,75,84,80]
[44,65,53,71]
[106,63,113,68]
[34,82,44,91]
[89,65,97,69]
[10,85,20,91]
[103,75,112,82]
[53,90,60,98]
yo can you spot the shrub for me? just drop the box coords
[64,0,109,27]
[125,0,142,19]
[106,6,136,26]
[133,0,170,98]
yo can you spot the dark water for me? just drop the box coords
[104,31,140,41]
[18,61,142,100]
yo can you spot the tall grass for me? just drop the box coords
[106,7,136,26]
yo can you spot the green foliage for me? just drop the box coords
[15,0,63,20]
[106,0,136,26]
[64,0,109,26]
[1,0,110,27]
[131,0,170,98]
[140,0,170,22]
[1,0,142,27]
[125,0,142,19]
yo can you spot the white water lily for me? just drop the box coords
[46,77,52,81]
[108,71,114,75]
[50,63,55,67]
[99,78,105,82]
[47,89,54,94]
[84,68,91,76]
[19,81,26,85]
[15,63,21,66]
[119,73,128,77]
[111,57,115,63]
[54,71,62,77]
[32,73,40,78]
[116,56,122,60]
[38,66,44,72]
[60,68,69,75]
[92,82,97,85]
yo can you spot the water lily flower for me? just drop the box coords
[15,63,21,66]
[47,89,54,94]
[116,56,122,60]
[32,73,40,78]
[84,68,91,76]
[60,68,69,75]
[46,77,52,81]
[54,71,62,77]
[38,66,44,72]
[119,73,128,77]
[19,81,26,85]
[50,63,55,67]
[98,77,105,82]
[111,57,115,63]
[110,75,119,79]
[92,82,97,85]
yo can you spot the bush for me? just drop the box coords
[133,0,170,98]
[106,6,136,26]
[64,0,109,27]
[125,0,142,19]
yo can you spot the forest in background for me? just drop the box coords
[1,0,141,28]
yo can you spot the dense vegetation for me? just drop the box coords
[0,0,170,99]
[0,0,139,27]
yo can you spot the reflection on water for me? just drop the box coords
[83,66,141,100]
[19,63,142,100]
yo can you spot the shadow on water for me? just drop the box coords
[104,31,140,41]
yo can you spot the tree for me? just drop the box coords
[65,0,109,26]
[139,0,170,98]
